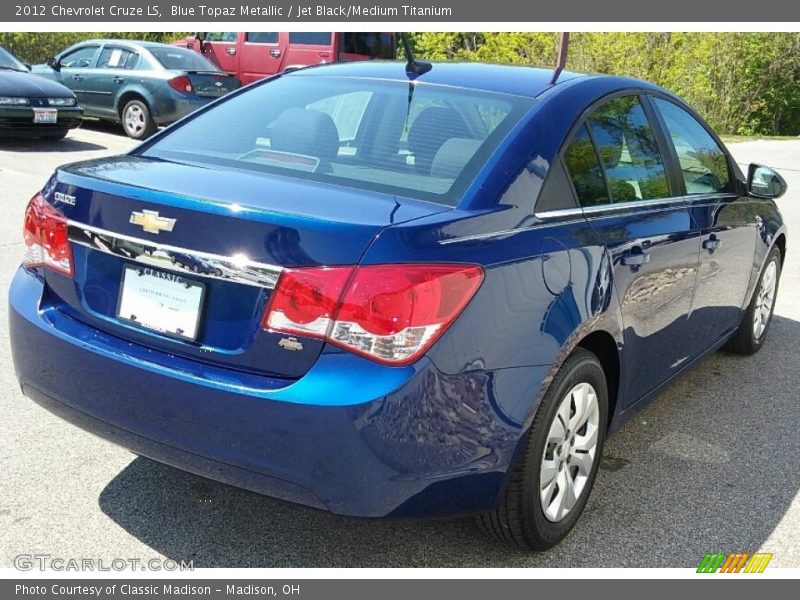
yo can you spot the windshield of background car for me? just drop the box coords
[0,46,27,71]
[140,75,534,205]
[148,47,220,71]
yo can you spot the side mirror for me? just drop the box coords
[23,63,31,71]
[747,163,787,199]
[45,57,60,70]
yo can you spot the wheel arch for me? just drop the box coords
[774,232,786,266]
[116,90,150,120]
[576,330,621,431]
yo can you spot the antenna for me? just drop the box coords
[400,33,432,76]
[550,32,570,85]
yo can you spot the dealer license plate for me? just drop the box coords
[117,266,206,341]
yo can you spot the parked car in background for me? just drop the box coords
[0,44,82,141]
[33,40,240,139]
[9,61,788,551]
[175,32,396,84]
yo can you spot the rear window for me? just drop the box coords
[140,75,534,205]
[149,47,219,71]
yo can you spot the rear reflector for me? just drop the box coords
[263,264,484,365]
[22,193,73,277]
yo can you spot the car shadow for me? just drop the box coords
[98,314,800,567]
[0,135,107,152]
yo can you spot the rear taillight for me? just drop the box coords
[22,193,73,277]
[263,264,484,365]
[168,75,194,94]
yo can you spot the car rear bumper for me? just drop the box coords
[0,106,83,136]
[150,93,209,125]
[9,267,530,518]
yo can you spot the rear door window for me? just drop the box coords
[245,32,279,44]
[585,96,670,203]
[651,97,731,194]
[340,33,395,58]
[96,47,138,69]
[289,32,332,46]
[564,124,609,207]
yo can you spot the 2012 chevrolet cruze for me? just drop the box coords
[9,61,788,550]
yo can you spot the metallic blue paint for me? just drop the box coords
[8,61,787,518]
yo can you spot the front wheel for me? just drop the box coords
[724,246,782,355]
[478,348,608,550]
[121,99,157,140]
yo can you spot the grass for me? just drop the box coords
[719,134,797,144]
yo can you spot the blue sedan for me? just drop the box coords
[8,61,787,550]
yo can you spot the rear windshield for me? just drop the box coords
[140,74,534,205]
[149,47,219,72]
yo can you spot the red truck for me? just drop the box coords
[175,32,396,84]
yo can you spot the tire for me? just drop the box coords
[723,246,782,355]
[121,99,157,140]
[478,348,608,551]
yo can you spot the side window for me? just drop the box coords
[564,123,609,207]
[96,47,137,69]
[586,96,670,202]
[60,45,98,69]
[340,33,395,58]
[204,32,237,42]
[245,32,278,44]
[652,98,731,195]
[307,91,373,143]
[289,32,332,46]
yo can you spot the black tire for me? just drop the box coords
[478,348,608,551]
[121,99,157,140]
[40,130,68,141]
[723,246,782,355]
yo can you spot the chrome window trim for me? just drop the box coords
[535,192,734,219]
[67,221,283,289]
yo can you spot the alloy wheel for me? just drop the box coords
[753,259,777,340]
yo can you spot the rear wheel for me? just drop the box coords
[724,246,782,355]
[478,348,607,550]
[121,99,157,140]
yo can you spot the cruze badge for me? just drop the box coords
[130,210,176,234]
[54,192,76,206]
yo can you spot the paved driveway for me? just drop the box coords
[0,128,798,568]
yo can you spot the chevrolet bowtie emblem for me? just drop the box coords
[130,210,176,234]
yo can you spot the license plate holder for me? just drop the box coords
[116,265,206,342]
[33,108,58,124]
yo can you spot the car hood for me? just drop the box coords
[0,69,75,98]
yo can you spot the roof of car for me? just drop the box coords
[76,39,188,51]
[290,60,592,98]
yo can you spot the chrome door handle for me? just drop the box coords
[113,76,125,83]
[702,236,721,252]
[72,75,84,81]
[270,48,281,58]
[621,251,650,266]
[226,47,236,55]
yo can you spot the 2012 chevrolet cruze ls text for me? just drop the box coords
[9,61,788,550]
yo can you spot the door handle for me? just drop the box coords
[621,250,650,266]
[72,74,84,81]
[270,48,281,58]
[226,47,236,56]
[702,236,722,252]
[113,76,125,84]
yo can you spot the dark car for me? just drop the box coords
[9,61,787,551]
[32,40,240,139]
[0,44,82,140]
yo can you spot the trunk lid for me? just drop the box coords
[183,71,239,98]
[43,155,444,379]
